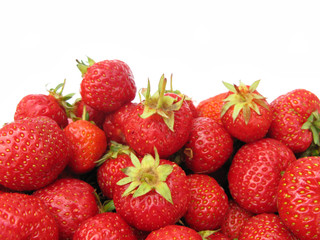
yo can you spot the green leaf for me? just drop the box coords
[155,182,173,204]
[130,153,141,168]
[249,79,260,92]
[141,154,156,169]
[133,182,153,198]
[122,181,140,196]
[222,81,237,93]
[157,164,173,181]
[117,176,133,186]
[163,111,175,131]
[232,102,245,122]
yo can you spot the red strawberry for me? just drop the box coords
[123,75,193,158]
[73,212,137,240]
[268,89,320,154]
[113,150,190,232]
[0,116,70,191]
[14,80,73,128]
[77,57,136,113]
[277,156,320,240]
[33,178,99,240]
[183,117,233,174]
[184,174,229,231]
[228,138,296,214]
[145,225,202,240]
[201,231,231,240]
[0,192,59,239]
[221,80,272,143]
[238,213,296,240]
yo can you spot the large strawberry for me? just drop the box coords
[145,225,202,240]
[123,75,193,158]
[221,80,272,143]
[113,149,190,232]
[183,117,233,174]
[228,138,296,214]
[277,156,320,240]
[268,88,320,154]
[0,192,59,239]
[0,116,70,191]
[33,178,100,240]
[77,57,136,113]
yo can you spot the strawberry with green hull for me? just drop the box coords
[145,225,202,240]
[113,149,190,232]
[277,156,320,240]
[221,80,272,143]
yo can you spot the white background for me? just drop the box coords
[1,1,320,126]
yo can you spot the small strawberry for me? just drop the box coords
[113,149,190,232]
[228,138,296,214]
[0,116,70,191]
[277,156,320,240]
[33,178,100,240]
[0,192,59,240]
[77,57,136,113]
[73,212,138,240]
[183,117,233,174]
[221,80,272,143]
[145,225,202,240]
[184,174,229,231]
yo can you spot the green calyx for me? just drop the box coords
[116,148,174,204]
[76,56,96,77]
[220,80,269,124]
[302,110,320,147]
[139,74,184,131]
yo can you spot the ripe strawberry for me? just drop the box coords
[277,156,320,240]
[73,212,137,240]
[201,231,231,240]
[145,225,202,240]
[228,138,296,214]
[123,75,193,158]
[196,92,228,125]
[268,89,320,154]
[0,192,59,240]
[77,57,136,113]
[221,80,272,143]
[238,213,296,240]
[0,116,70,191]
[14,80,73,128]
[113,150,190,232]
[183,117,233,174]
[184,174,229,231]
[33,178,99,240]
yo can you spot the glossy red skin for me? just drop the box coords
[268,89,320,153]
[64,120,107,174]
[73,212,137,240]
[184,117,233,174]
[97,154,133,199]
[145,225,202,240]
[113,159,190,232]
[0,116,70,191]
[278,157,320,240]
[14,94,68,128]
[228,138,296,214]
[220,200,254,239]
[221,91,272,143]
[184,174,229,231]
[33,178,99,240]
[0,192,59,239]
[206,231,231,240]
[80,59,136,113]
[239,213,296,240]
[123,93,193,158]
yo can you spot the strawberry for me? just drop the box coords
[14,80,73,128]
[33,178,99,240]
[277,156,320,240]
[0,116,70,191]
[196,92,228,125]
[113,150,190,232]
[183,174,229,231]
[123,75,193,158]
[0,192,59,239]
[183,117,233,174]
[268,89,320,154]
[228,138,296,214]
[77,57,136,113]
[73,212,137,240]
[201,231,231,240]
[221,80,272,143]
[145,225,202,240]
[238,213,296,240]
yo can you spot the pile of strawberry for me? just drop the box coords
[0,57,319,240]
